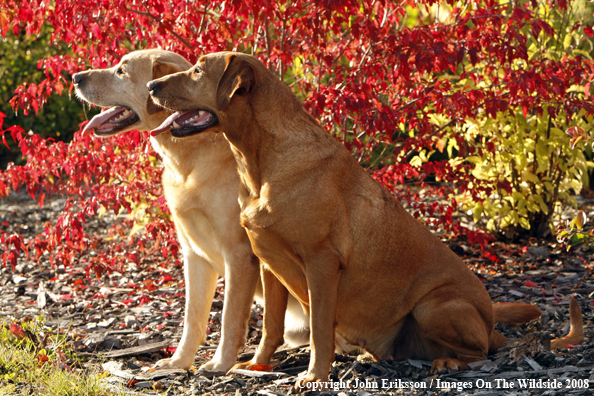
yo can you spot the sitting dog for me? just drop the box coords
[72,49,308,374]
[146,52,559,387]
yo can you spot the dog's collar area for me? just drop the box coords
[151,109,218,137]
[83,106,140,136]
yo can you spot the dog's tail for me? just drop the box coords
[283,295,310,347]
[550,296,584,349]
[488,302,543,353]
[492,302,543,325]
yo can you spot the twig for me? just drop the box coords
[119,184,162,198]
[340,361,359,381]
[125,6,192,49]
[403,90,512,162]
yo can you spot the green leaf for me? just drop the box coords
[570,233,586,246]
[575,210,587,230]
[530,195,549,214]
[472,166,491,180]
[563,33,572,49]
[521,170,541,184]
[473,204,483,223]
[409,155,423,167]
[572,49,592,60]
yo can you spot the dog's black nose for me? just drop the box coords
[147,81,160,93]
[72,73,82,85]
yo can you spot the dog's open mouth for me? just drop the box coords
[82,106,140,136]
[150,110,218,137]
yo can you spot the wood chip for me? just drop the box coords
[100,340,171,357]
[83,332,106,347]
[228,368,287,378]
[509,289,525,297]
[468,359,492,370]
[137,368,188,380]
[407,359,427,369]
[522,354,543,371]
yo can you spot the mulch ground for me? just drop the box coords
[1,191,593,396]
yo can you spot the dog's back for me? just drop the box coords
[213,53,501,372]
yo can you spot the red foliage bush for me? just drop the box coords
[0,0,592,273]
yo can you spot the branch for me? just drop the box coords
[403,90,512,162]
[119,184,163,198]
[125,7,192,49]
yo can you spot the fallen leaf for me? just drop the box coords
[250,364,273,372]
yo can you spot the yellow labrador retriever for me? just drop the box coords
[146,52,548,387]
[72,49,308,374]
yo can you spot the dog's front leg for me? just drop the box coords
[295,251,340,391]
[233,263,288,369]
[199,251,260,374]
[154,250,219,370]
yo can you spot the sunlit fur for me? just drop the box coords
[148,52,545,388]
[74,49,309,374]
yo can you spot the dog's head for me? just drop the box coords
[73,49,192,136]
[148,52,260,138]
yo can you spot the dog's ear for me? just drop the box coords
[146,61,184,115]
[216,54,255,111]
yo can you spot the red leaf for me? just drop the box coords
[1,133,9,149]
[165,346,177,354]
[157,274,174,285]
[126,379,138,388]
[483,251,499,263]
[36,354,49,366]
[31,99,39,114]
[91,23,102,39]
[565,126,585,138]
[524,281,538,287]
[585,25,593,37]
[10,322,24,339]
[138,295,153,306]
[250,364,273,372]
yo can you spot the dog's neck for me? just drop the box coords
[150,131,232,181]
[221,83,338,202]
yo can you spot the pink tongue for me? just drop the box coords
[82,106,126,135]
[150,111,182,136]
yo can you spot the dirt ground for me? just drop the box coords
[0,191,593,395]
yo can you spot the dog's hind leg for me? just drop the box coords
[233,264,288,370]
[154,251,219,370]
[200,251,260,373]
[412,298,491,373]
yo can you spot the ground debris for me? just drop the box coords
[1,191,593,395]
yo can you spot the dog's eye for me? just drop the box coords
[194,66,202,74]
[117,68,125,75]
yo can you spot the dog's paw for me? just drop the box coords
[198,359,233,376]
[355,351,375,363]
[293,374,327,393]
[430,357,467,373]
[153,356,193,370]
[231,360,255,371]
